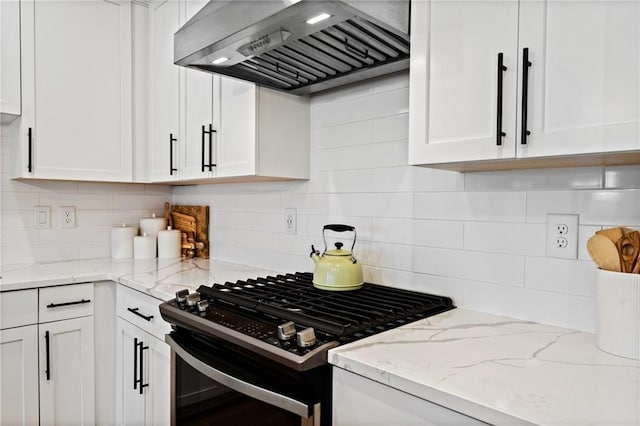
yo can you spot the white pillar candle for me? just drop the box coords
[111,223,138,259]
[133,233,156,259]
[158,226,182,259]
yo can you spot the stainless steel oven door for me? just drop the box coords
[166,334,321,426]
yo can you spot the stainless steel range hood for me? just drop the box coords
[174,0,410,95]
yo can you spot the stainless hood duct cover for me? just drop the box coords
[174,0,410,95]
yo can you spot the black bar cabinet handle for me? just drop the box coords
[139,341,149,395]
[496,52,507,146]
[127,307,154,322]
[27,127,32,173]
[208,124,216,169]
[521,47,532,145]
[46,299,90,309]
[201,125,206,172]
[169,133,178,176]
[45,330,51,381]
[133,337,139,390]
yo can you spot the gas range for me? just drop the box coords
[159,272,454,371]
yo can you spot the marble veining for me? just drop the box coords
[329,309,640,426]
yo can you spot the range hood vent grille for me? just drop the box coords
[190,17,409,95]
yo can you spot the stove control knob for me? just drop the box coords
[296,327,316,348]
[277,321,296,341]
[186,293,201,307]
[196,300,209,313]
[175,289,189,303]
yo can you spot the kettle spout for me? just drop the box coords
[310,244,320,263]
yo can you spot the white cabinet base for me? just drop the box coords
[332,367,485,426]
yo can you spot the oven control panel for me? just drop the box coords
[168,290,330,356]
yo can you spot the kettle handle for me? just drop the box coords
[322,224,357,253]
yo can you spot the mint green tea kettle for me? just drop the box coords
[310,224,364,291]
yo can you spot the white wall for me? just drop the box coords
[0,123,171,266]
[174,71,640,333]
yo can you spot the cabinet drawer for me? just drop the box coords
[117,285,170,340]
[39,283,94,323]
[0,289,38,329]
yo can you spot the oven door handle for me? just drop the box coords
[166,334,313,418]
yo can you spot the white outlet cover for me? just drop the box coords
[285,208,297,235]
[60,206,76,228]
[546,213,579,259]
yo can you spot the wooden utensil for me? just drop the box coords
[164,202,172,228]
[587,235,622,272]
[172,205,210,259]
[596,227,624,243]
[615,231,640,273]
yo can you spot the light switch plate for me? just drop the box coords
[35,206,51,229]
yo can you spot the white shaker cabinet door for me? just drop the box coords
[179,0,216,181]
[517,0,640,158]
[39,316,95,426]
[0,325,39,426]
[409,0,519,165]
[148,0,180,182]
[217,78,257,178]
[0,0,22,118]
[19,0,132,181]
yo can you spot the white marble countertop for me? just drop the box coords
[329,308,640,426]
[0,257,277,301]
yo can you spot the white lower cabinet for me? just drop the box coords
[117,318,170,426]
[332,367,486,426]
[0,325,39,426]
[39,316,95,426]
[0,284,96,426]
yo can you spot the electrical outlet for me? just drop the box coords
[546,213,579,259]
[60,206,76,228]
[35,206,51,229]
[284,208,297,235]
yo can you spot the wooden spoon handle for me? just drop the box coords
[616,232,640,273]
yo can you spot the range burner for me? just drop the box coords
[160,272,454,371]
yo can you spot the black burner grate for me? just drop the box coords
[197,272,454,340]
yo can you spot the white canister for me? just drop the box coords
[139,213,167,240]
[111,223,138,259]
[134,233,156,259]
[596,268,640,360]
[158,227,182,259]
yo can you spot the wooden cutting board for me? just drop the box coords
[171,204,210,259]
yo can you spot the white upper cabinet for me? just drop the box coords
[0,0,22,121]
[409,0,640,171]
[147,0,309,184]
[517,0,640,159]
[148,0,181,182]
[13,0,133,181]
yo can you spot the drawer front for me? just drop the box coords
[117,285,170,340]
[39,283,94,323]
[0,289,38,329]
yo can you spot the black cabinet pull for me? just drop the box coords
[496,52,507,146]
[169,133,178,176]
[133,337,139,390]
[127,307,154,322]
[45,330,51,381]
[46,299,90,309]
[521,47,532,144]
[202,124,217,172]
[27,127,33,173]
[139,341,149,395]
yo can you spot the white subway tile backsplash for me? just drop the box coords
[361,242,413,270]
[412,219,463,249]
[337,87,409,124]
[604,165,640,189]
[464,167,603,192]
[411,167,465,192]
[578,225,602,261]
[330,192,413,218]
[415,192,527,222]
[526,190,640,225]
[413,247,525,286]
[371,218,413,245]
[311,120,372,150]
[524,257,596,297]
[464,222,545,256]
[40,192,113,210]
[372,114,409,143]
[1,192,39,210]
